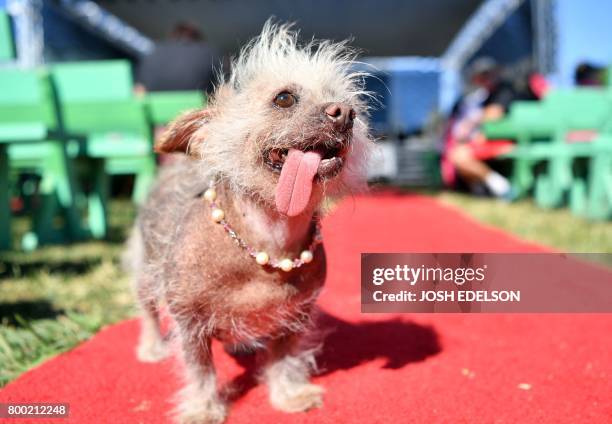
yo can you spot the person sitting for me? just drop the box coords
[135,22,219,94]
[574,62,606,87]
[135,22,221,165]
[442,58,541,199]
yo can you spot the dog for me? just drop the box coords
[127,21,373,424]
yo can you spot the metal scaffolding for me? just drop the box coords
[442,0,526,71]
[6,0,44,68]
[58,0,153,57]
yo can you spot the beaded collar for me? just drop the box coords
[202,184,322,272]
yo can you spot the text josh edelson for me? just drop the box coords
[369,265,521,303]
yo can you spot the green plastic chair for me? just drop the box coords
[544,89,611,131]
[586,139,612,220]
[484,101,558,144]
[145,91,206,126]
[51,60,156,238]
[567,134,612,220]
[484,89,612,212]
[532,89,612,210]
[0,68,86,249]
[0,10,14,62]
[483,101,558,197]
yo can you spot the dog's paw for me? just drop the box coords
[270,383,324,413]
[176,400,227,424]
[136,339,169,363]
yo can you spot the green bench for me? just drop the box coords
[1,51,208,249]
[483,101,559,197]
[0,10,14,62]
[51,60,156,238]
[484,88,612,219]
[532,89,612,210]
[567,135,612,220]
[145,91,206,126]
[0,68,87,250]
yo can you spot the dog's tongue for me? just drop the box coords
[275,148,322,216]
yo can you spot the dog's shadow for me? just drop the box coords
[222,310,441,403]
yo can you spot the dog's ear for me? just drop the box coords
[154,108,212,156]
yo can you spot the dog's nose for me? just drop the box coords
[323,103,356,132]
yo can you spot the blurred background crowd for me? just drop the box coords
[1,0,611,245]
[0,0,611,386]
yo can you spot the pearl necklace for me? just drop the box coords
[203,185,322,272]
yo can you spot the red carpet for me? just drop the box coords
[2,193,611,423]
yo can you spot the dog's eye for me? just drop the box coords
[273,91,297,108]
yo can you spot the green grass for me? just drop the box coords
[437,192,612,253]
[1,193,610,388]
[0,201,137,386]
